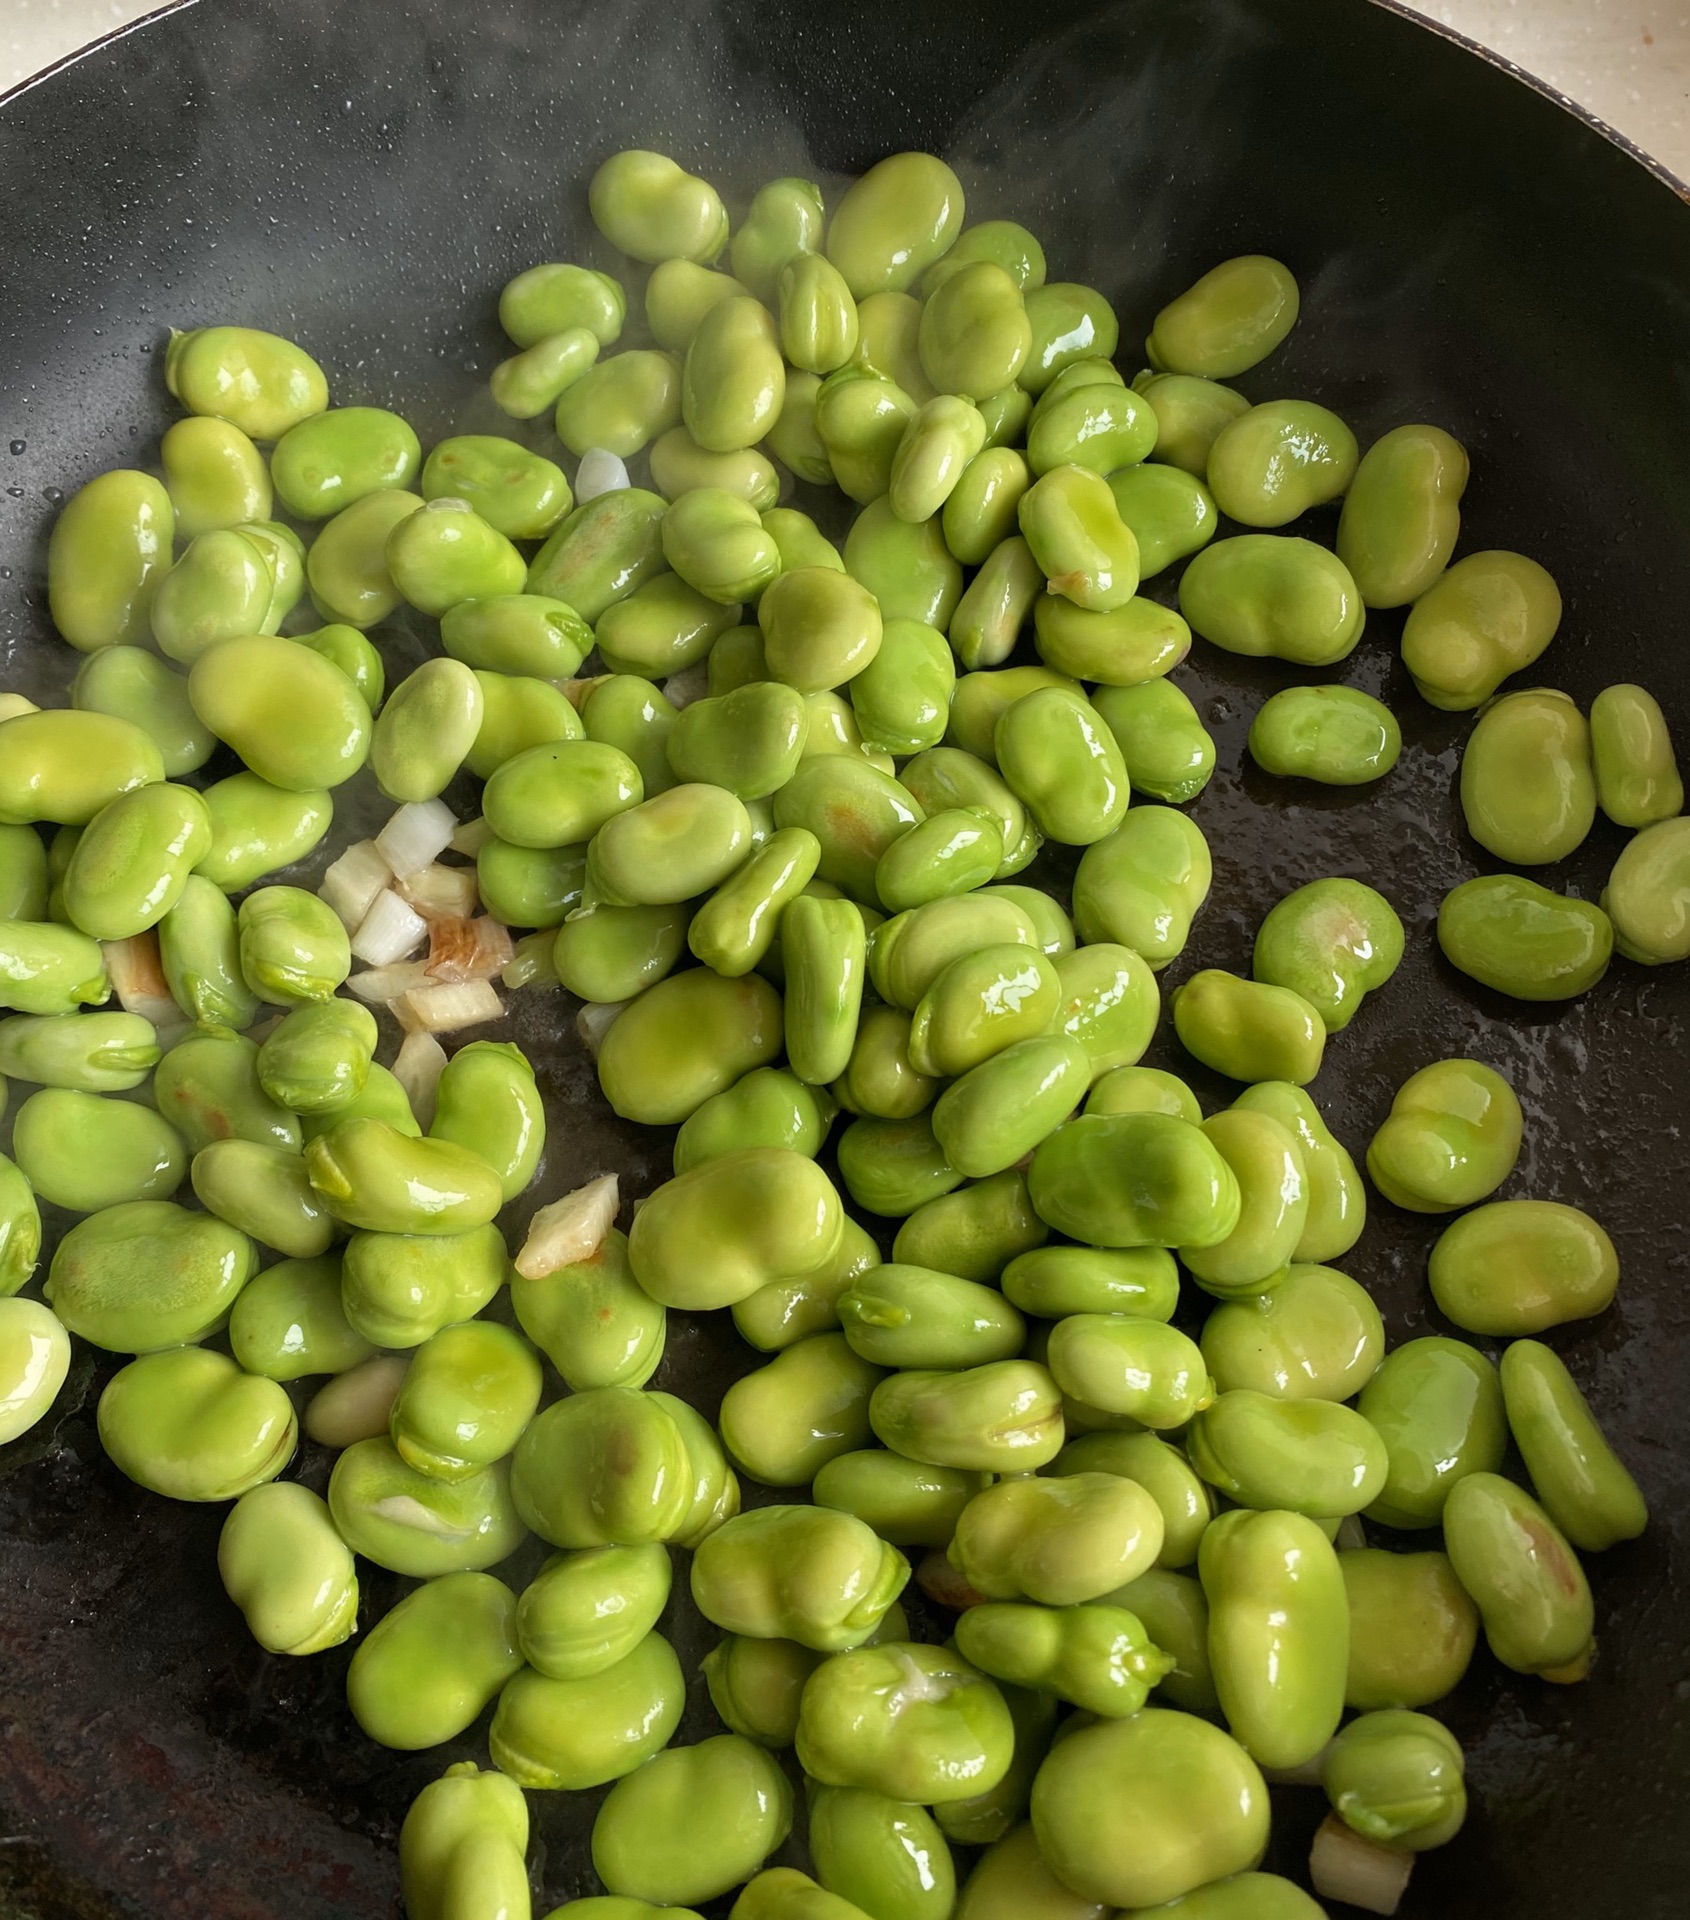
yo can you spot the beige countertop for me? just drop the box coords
[4,0,1689,176]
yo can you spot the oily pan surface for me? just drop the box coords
[1,0,1688,1914]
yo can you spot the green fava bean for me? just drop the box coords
[731,176,825,298]
[1052,1432,1214,1569]
[922,218,1046,296]
[492,328,601,420]
[500,261,625,348]
[1001,1246,1178,1322]
[227,1254,372,1380]
[305,489,423,628]
[509,1388,705,1547]
[1248,683,1401,785]
[773,758,924,903]
[527,488,668,621]
[1127,1876,1329,1920]
[581,675,679,795]
[1027,382,1156,479]
[943,447,1032,564]
[931,1034,1090,1180]
[153,1029,300,1154]
[399,1763,530,1920]
[218,1482,357,1655]
[240,520,307,631]
[389,1320,542,1480]
[1020,283,1120,393]
[783,894,867,1087]
[196,773,331,891]
[429,1041,544,1201]
[1104,466,1218,581]
[765,371,835,486]
[14,1087,185,1212]
[45,1197,255,1350]
[909,943,1059,1079]
[890,395,988,524]
[191,1138,333,1258]
[628,1145,844,1309]
[306,1118,502,1235]
[1442,1472,1594,1678]
[838,1264,1024,1371]
[1337,423,1469,607]
[1200,1507,1347,1771]
[1104,1569,1218,1715]
[0,1010,158,1093]
[555,900,688,1002]
[661,487,779,603]
[951,1471,1163,1605]
[1032,1709,1268,1909]
[890,1169,1048,1283]
[1202,1263,1383,1402]
[837,1113,962,1218]
[161,415,273,536]
[1178,1108,1307,1294]
[1366,1058,1522,1213]
[330,1435,526,1575]
[798,1640,1011,1804]
[1461,688,1595,864]
[1341,1548,1478,1710]
[149,529,275,663]
[190,635,372,791]
[595,1735,793,1908]
[1046,1314,1213,1430]
[777,252,859,374]
[1189,1390,1387,1517]
[731,1869,875,1920]
[1135,370,1251,477]
[833,1003,939,1121]
[1252,877,1404,1034]
[825,153,963,297]
[61,783,211,941]
[1322,1709,1467,1852]
[303,1062,421,1143]
[851,619,956,756]
[467,672,583,781]
[1430,1199,1618,1336]
[1072,805,1212,966]
[668,682,807,799]
[727,1222,871,1351]
[511,1227,664,1390]
[843,497,963,628]
[868,1359,1063,1471]
[516,1542,672,1680]
[483,739,642,849]
[1605,813,1690,962]
[897,752,1033,880]
[0,823,48,921]
[237,885,350,1005]
[1018,466,1139,612]
[1437,873,1612,999]
[919,263,1031,401]
[1093,680,1215,805]
[348,1570,522,1750]
[682,297,785,453]
[868,891,1037,1009]
[1034,596,1194,693]
[949,535,1044,672]
[598,967,781,1124]
[254,1000,376,1116]
[270,406,420,520]
[763,505,843,576]
[596,574,739,680]
[1206,400,1357,526]
[0,921,109,1016]
[1499,1339,1647,1550]
[48,469,175,651]
[289,623,386,709]
[954,1821,1107,1920]
[1147,257,1299,378]
[1358,1336,1507,1528]
[387,499,527,617]
[73,646,214,777]
[590,149,727,264]
[1173,970,1325,1085]
[99,1346,295,1500]
[757,566,885,695]
[956,1602,1174,1718]
[688,829,820,975]
[813,1450,988,1548]
[0,710,164,827]
[1180,536,1363,665]
[808,1786,955,1920]
[441,593,591,680]
[1029,1112,1240,1249]
[166,324,327,439]
[1591,682,1684,826]
[691,1504,908,1650]
[491,1630,686,1789]
[647,259,752,353]
[1086,1064,1202,1123]
[1402,549,1563,710]
[814,370,917,503]
[995,687,1130,846]
[853,291,935,405]
[422,435,572,539]
[719,1331,882,1487]
[1231,1083,1364,1262]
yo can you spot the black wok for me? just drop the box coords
[2,0,1688,1914]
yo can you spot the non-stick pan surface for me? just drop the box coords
[2,1,1688,1914]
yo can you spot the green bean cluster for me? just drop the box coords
[0,140,1675,1920]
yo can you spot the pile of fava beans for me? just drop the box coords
[1,146,1681,1920]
